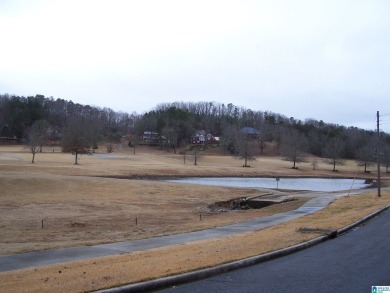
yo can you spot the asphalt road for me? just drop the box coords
[159,208,390,293]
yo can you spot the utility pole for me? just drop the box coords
[377,111,381,197]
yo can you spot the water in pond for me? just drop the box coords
[166,177,370,192]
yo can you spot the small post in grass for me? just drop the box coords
[135,217,138,226]
[199,213,202,221]
[41,219,44,229]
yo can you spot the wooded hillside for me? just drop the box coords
[1,94,389,169]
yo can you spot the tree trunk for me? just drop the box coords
[32,152,36,163]
[75,152,78,165]
[333,159,336,171]
[194,149,197,165]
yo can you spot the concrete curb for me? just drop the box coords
[95,204,390,293]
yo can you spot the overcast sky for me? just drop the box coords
[1,0,389,132]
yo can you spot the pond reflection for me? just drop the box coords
[166,177,370,192]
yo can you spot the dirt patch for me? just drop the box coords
[70,222,87,228]
[208,197,297,212]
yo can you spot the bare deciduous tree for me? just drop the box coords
[311,158,318,170]
[382,144,390,173]
[236,138,257,167]
[281,129,308,169]
[356,144,376,173]
[192,144,203,166]
[62,118,92,164]
[324,137,345,171]
[26,120,49,163]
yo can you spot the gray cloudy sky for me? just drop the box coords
[1,0,389,132]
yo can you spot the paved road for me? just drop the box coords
[0,190,351,272]
[159,208,390,293]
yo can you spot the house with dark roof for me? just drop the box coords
[240,127,261,139]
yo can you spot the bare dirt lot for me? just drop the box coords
[0,144,389,292]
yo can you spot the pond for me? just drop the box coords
[165,177,370,192]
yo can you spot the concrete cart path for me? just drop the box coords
[0,189,371,273]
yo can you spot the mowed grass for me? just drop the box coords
[0,144,389,292]
[1,191,389,293]
[1,173,310,254]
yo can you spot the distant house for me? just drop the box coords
[0,124,18,142]
[191,130,218,144]
[0,124,11,138]
[192,130,206,144]
[240,127,261,139]
[143,131,159,144]
[142,131,169,145]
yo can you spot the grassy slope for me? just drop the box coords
[0,144,389,292]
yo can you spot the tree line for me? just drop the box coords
[1,94,389,170]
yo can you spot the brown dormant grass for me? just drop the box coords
[0,144,389,292]
[3,144,382,255]
[0,191,388,293]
